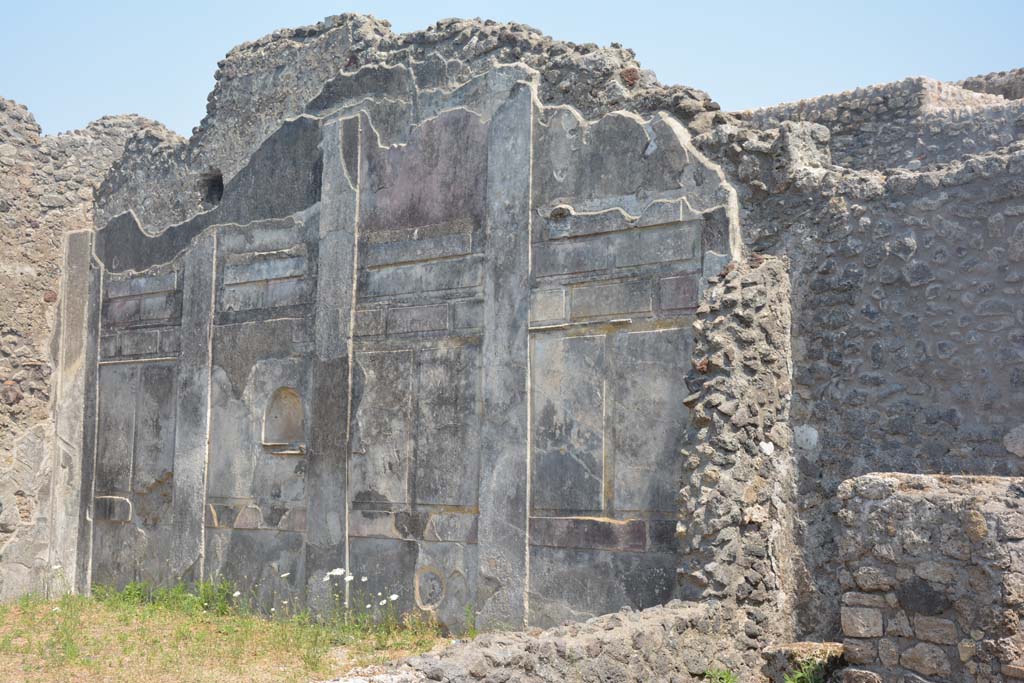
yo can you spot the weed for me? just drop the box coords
[703,669,739,683]
[464,602,478,639]
[783,658,828,683]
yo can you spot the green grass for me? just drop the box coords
[0,580,444,683]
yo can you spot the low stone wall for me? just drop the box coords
[838,473,1024,682]
[323,601,768,683]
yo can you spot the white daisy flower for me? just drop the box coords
[365,604,371,609]
[360,576,368,582]
[233,591,241,597]
[344,575,354,582]
[379,599,386,606]
[389,594,398,601]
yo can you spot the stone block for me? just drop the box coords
[1003,663,1024,680]
[842,638,877,665]
[900,642,951,677]
[854,566,896,592]
[1000,512,1024,541]
[887,610,914,637]
[233,506,263,529]
[276,508,307,532]
[1004,572,1024,606]
[219,281,265,312]
[843,591,888,608]
[638,199,687,227]
[878,638,899,667]
[220,277,309,312]
[842,606,884,638]
[914,615,958,645]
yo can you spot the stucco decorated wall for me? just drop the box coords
[76,56,741,634]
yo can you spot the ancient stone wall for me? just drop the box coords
[0,97,152,598]
[2,14,1023,682]
[697,90,1024,638]
[838,473,1024,682]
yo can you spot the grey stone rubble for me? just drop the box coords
[0,12,1023,683]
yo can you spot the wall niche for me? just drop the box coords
[262,387,305,456]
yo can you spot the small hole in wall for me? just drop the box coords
[199,170,224,206]
[263,387,305,455]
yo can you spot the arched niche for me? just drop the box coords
[262,387,305,455]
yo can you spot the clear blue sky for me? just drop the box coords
[3,0,1021,136]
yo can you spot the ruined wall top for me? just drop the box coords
[959,67,1024,101]
[95,15,721,232]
